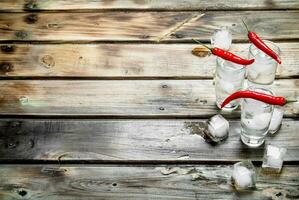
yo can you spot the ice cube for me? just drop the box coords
[268,107,284,134]
[218,79,235,94]
[211,27,232,50]
[204,114,229,142]
[244,113,273,131]
[231,161,256,190]
[247,68,259,80]
[262,145,287,173]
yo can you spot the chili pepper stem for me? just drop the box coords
[192,38,212,51]
[241,19,250,33]
[285,99,298,104]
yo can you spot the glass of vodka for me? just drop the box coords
[240,87,274,147]
[247,40,281,85]
[215,57,246,111]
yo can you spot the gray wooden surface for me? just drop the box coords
[0,80,297,117]
[0,165,298,200]
[0,119,298,162]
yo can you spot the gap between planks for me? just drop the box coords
[1,160,299,165]
[2,39,299,44]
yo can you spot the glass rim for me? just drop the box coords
[243,86,274,107]
[249,40,281,61]
[216,57,245,71]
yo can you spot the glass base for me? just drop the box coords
[240,132,265,147]
[247,79,273,87]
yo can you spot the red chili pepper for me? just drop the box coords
[242,20,281,64]
[221,90,297,108]
[193,39,254,65]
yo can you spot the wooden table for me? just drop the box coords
[0,1,299,199]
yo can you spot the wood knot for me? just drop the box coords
[140,34,150,39]
[41,55,55,68]
[171,33,184,38]
[47,23,61,30]
[276,192,282,197]
[0,62,14,73]
[18,190,27,197]
[41,167,67,177]
[24,0,38,10]
[19,96,29,105]
[199,99,208,104]
[29,139,35,148]
[24,14,38,24]
[11,121,22,128]
[5,140,19,149]
[15,31,28,40]
[1,45,15,53]
[192,47,210,57]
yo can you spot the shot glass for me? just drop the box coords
[240,87,274,147]
[247,40,281,85]
[215,57,246,111]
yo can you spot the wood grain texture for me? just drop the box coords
[0,11,299,42]
[1,0,299,11]
[0,119,298,162]
[1,43,298,78]
[0,165,298,200]
[0,79,298,117]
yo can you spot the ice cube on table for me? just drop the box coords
[205,114,229,142]
[269,107,284,134]
[211,27,232,50]
[262,145,287,173]
[231,161,256,190]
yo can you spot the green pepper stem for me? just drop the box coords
[241,19,250,33]
[285,99,298,104]
[192,38,212,51]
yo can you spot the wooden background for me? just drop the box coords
[0,1,299,199]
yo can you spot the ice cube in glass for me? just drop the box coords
[262,145,287,173]
[204,114,229,142]
[231,161,256,190]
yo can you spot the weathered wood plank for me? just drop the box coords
[0,165,298,200]
[1,0,299,11]
[0,119,298,161]
[0,79,297,117]
[1,43,298,78]
[0,11,299,42]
